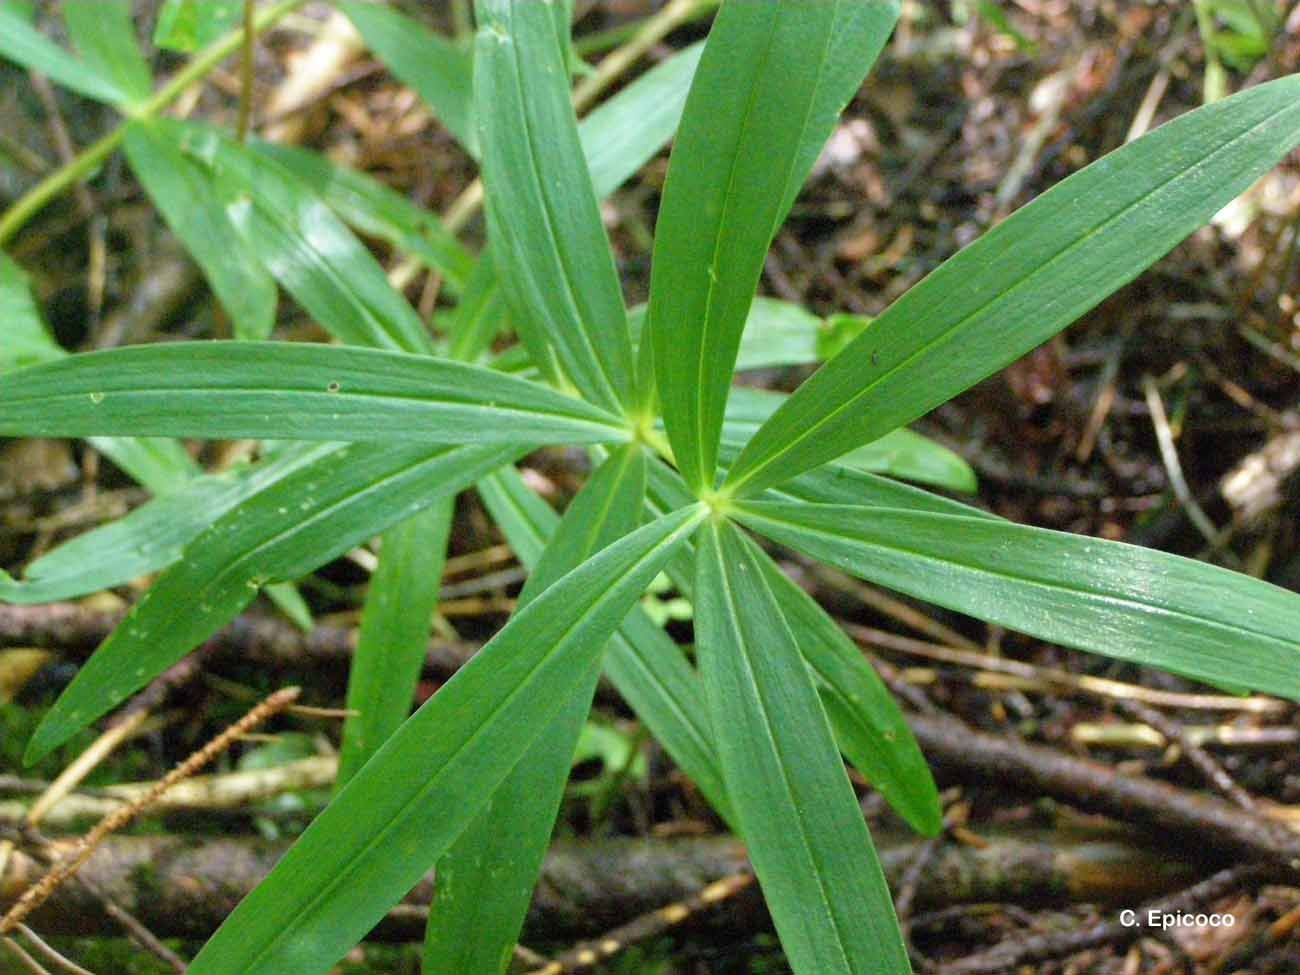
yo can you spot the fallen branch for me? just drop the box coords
[907,712,1300,871]
[0,603,477,677]
[0,830,1197,943]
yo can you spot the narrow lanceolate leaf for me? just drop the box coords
[750,550,941,837]
[479,465,729,818]
[725,74,1300,497]
[253,142,475,293]
[63,0,152,104]
[0,251,203,504]
[722,387,977,493]
[336,501,453,788]
[0,3,127,104]
[0,448,268,604]
[186,504,706,975]
[26,442,522,764]
[648,1,898,492]
[124,122,278,341]
[427,444,646,975]
[172,121,435,355]
[735,501,1300,701]
[0,253,63,371]
[338,0,477,156]
[475,0,637,416]
[437,41,703,369]
[581,41,704,198]
[0,342,629,446]
[695,520,910,975]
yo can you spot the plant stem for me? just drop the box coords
[0,0,309,247]
[236,0,258,143]
[1192,0,1228,103]
[571,0,717,114]
[450,0,474,43]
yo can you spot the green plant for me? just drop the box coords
[1196,0,1283,102]
[3,2,1300,974]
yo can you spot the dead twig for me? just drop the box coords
[13,924,95,975]
[0,755,337,829]
[0,602,479,677]
[23,712,150,828]
[3,935,52,975]
[1114,699,1258,812]
[1142,374,1226,552]
[847,622,1286,714]
[1,831,1195,942]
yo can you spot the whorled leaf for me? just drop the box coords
[475,0,637,415]
[735,500,1300,701]
[479,465,729,818]
[426,444,647,975]
[0,342,630,446]
[253,141,475,294]
[185,503,706,975]
[0,2,128,104]
[725,73,1300,496]
[25,442,523,763]
[0,445,332,605]
[124,122,279,341]
[338,0,477,156]
[695,519,910,975]
[336,501,454,788]
[648,0,898,491]
[172,120,436,355]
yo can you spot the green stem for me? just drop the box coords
[634,422,676,470]
[450,0,474,42]
[236,0,258,143]
[0,0,309,246]
[1192,0,1228,103]
[571,0,718,114]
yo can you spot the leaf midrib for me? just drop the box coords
[87,445,460,693]
[1,387,623,432]
[688,13,782,488]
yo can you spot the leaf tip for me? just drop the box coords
[23,716,69,767]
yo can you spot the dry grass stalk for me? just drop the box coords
[0,687,300,934]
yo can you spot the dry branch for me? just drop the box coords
[0,830,1197,944]
[0,603,477,676]
[908,712,1300,871]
